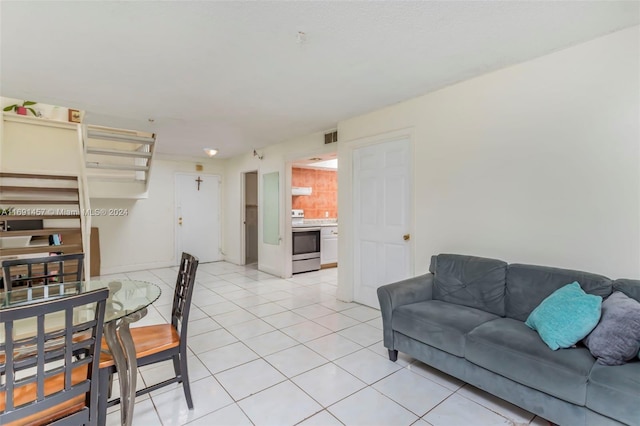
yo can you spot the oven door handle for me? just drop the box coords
[292,227,322,232]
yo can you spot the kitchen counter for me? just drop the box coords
[292,220,337,228]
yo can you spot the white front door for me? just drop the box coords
[353,138,412,307]
[175,173,221,263]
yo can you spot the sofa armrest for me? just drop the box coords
[377,273,434,349]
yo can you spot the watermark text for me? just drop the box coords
[10,208,129,217]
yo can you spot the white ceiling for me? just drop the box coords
[1,2,637,159]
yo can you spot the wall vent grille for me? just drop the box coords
[324,130,338,144]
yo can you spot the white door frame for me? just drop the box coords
[174,172,221,265]
[337,127,415,302]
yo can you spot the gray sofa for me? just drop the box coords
[377,254,640,426]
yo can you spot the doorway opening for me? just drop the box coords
[243,171,258,265]
[290,152,338,274]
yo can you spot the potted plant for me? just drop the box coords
[3,101,37,116]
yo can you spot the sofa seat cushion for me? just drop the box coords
[466,318,595,405]
[392,300,499,357]
[587,362,640,425]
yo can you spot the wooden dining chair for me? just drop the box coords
[1,253,85,292]
[0,287,109,426]
[97,252,199,422]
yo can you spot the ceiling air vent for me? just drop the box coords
[324,130,338,144]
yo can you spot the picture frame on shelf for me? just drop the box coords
[68,109,81,123]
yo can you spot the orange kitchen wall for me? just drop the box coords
[292,167,337,219]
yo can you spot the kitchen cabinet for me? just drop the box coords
[321,226,338,266]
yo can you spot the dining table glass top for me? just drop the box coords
[0,280,162,323]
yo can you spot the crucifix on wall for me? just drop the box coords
[195,176,203,191]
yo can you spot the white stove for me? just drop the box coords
[291,209,321,274]
[292,209,305,226]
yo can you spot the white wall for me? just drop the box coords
[92,157,225,274]
[1,116,82,174]
[5,27,636,283]
[224,132,335,277]
[337,26,640,300]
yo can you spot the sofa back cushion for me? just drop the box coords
[505,264,612,321]
[430,254,507,316]
[613,279,640,303]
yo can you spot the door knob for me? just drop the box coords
[178,217,183,225]
[403,234,411,241]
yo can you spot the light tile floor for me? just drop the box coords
[103,262,548,426]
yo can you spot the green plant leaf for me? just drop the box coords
[23,101,37,106]
[3,105,16,111]
[27,107,37,116]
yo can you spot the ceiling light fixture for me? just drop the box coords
[296,31,307,44]
[203,148,218,157]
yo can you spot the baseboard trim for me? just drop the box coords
[99,260,176,276]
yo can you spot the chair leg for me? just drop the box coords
[97,367,111,426]
[178,351,194,409]
[172,353,181,381]
[108,372,114,398]
[388,349,398,362]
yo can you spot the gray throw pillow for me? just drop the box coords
[583,291,640,365]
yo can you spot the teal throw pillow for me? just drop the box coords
[525,282,602,350]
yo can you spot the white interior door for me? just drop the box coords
[353,138,412,307]
[175,173,221,263]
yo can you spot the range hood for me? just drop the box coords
[292,186,312,196]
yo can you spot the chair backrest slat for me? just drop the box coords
[1,253,85,292]
[64,306,74,393]
[37,314,45,402]
[3,320,15,411]
[171,253,199,340]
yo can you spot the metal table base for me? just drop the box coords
[103,308,147,426]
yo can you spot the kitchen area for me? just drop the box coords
[291,155,338,274]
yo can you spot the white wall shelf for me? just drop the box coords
[3,112,79,131]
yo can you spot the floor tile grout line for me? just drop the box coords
[190,281,367,356]
[453,386,534,425]
[186,269,388,379]
[112,263,473,426]
[182,267,391,420]
[200,311,365,360]
[293,409,345,426]
[419,390,461,422]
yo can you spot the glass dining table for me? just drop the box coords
[0,279,161,426]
